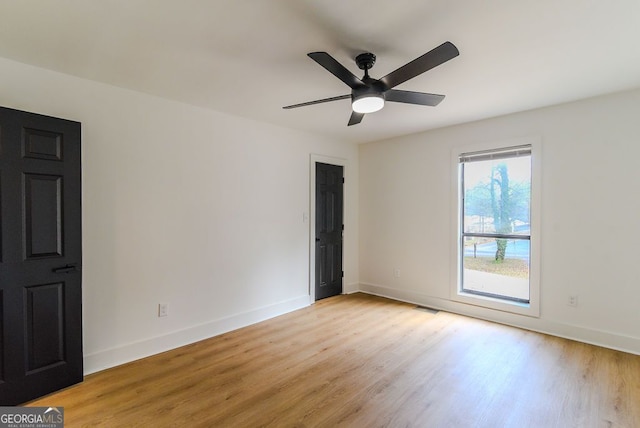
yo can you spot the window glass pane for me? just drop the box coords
[463,156,531,236]
[462,237,530,302]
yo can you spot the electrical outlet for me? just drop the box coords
[158,303,168,317]
[393,268,401,278]
[567,295,578,307]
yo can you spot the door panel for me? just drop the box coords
[315,163,343,300]
[23,128,63,161]
[25,282,65,373]
[24,173,64,259]
[0,106,82,405]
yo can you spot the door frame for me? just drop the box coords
[309,154,348,303]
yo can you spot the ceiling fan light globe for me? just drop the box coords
[352,95,384,114]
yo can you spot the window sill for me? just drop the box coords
[452,290,540,318]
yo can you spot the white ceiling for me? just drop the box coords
[1,0,639,144]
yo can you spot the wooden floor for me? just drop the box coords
[28,293,640,427]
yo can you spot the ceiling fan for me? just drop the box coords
[283,41,459,126]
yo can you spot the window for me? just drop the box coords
[452,141,539,317]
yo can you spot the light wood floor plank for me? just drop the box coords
[27,293,640,427]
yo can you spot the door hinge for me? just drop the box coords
[342,271,344,278]
[342,177,345,183]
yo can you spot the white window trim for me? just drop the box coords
[450,136,541,317]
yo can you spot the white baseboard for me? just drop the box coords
[85,284,639,376]
[343,282,360,294]
[83,295,310,375]
[359,282,640,356]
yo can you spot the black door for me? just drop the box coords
[315,163,343,300]
[0,106,83,405]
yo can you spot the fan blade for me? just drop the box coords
[308,52,363,89]
[348,111,364,126]
[283,94,351,109]
[385,90,445,106]
[380,41,459,89]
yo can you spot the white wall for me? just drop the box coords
[0,57,359,373]
[359,88,640,355]
[4,52,638,375]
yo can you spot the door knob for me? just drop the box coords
[52,264,78,274]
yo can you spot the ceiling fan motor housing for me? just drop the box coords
[351,84,386,113]
[352,84,385,101]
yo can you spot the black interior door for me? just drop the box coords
[315,162,343,300]
[0,106,83,405]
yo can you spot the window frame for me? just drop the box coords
[450,137,541,317]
